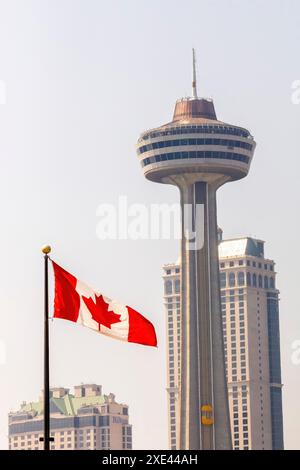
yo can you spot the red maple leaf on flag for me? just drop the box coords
[82,294,121,330]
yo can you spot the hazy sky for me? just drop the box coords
[0,0,299,450]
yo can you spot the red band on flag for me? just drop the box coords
[52,261,80,323]
[127,306,157,347]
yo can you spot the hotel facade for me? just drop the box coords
[8,384,132,450]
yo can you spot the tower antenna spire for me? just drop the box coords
[192,48,198,99]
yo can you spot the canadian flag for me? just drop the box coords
[52,261,157,347]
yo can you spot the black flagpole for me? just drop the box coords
[42,245,51,451]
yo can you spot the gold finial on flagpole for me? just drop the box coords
[42,245,51,255]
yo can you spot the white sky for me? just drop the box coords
[0,0,299,450]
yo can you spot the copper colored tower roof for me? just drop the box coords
[172,97,217,122]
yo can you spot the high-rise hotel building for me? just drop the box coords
[163,233,284,450]
[8,384,132,450]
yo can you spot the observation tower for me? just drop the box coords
[136,50,256,450]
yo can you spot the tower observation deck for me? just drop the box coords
[136,50,256,450]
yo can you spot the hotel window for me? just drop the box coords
[220,272,226,288]
[238,260,243,266]
[174,279,180,293]
[165,281,173,295]
[246,272,251,286]
[238,272,245,286]
[229,272,236,287]
[258,275,262,288]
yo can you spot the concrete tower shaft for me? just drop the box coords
[176,175,231,450]
[137,58,256,450]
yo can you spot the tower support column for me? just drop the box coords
[178,179,232,450]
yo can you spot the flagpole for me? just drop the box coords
[42,245,51,451]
